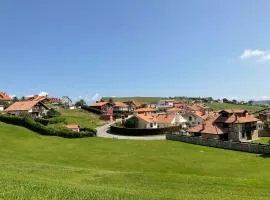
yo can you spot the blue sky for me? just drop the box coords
[1,0,270,102]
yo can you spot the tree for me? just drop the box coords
[222,98,229,103]
[248,100,254,105]
[12,96,19,102]
[108,97,114,104]
[75,99,86,107]
[20,96,25,101]
[232,99,237,104]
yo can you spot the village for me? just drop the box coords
[1,91,269,144]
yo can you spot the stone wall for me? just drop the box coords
[166,134,270,154]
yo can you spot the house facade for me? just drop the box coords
[65,124,80,132]
[113,102,129,112]
[135,113,187,129]
[188,110,260,142]
[5,101,49,117]
[61,96,73,107]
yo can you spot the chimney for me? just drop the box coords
[202,123,206,130]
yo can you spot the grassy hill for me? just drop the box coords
[207,102,264,113]
[101,97,165,104]
[1,122,270,199]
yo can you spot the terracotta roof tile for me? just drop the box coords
[113,102,128,107]
[65,124,80,129]
[134,107,157,112]
[0,92,12,101]
[5,101,40,112]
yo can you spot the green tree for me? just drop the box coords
[75,99,86,107]
[108,97,114,104]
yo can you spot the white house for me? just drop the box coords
[157,100,174,109]
[113,102,129,112]
[0,105,4,112]
[135,113,187,129]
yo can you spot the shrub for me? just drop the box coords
[46,108,61,118]
[0,114,96,138]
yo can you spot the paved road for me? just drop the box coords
[96,121,166,140]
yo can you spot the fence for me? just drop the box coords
[110,125,181,136]
[166,134,270,154]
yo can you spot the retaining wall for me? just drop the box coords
[166,134,270,154]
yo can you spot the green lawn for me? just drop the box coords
[253,137,270,145]
[207,102,264,113]
[1,122,270,199]
[53,108,106,129]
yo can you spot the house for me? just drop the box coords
[184,110,212,126]
[0,105,4,112]
[5,100,49,117]
[65,124,80,132]
[61,96,73,107]
[123,100,144,111]
[134,107,157,115]
[157,99,174,110]
[90,101,111,111]
[188,109,260,141]
[113,102,129,112]
[0,92,12,102]
[135,113,187,129]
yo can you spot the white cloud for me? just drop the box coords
[39,91,48,96]
[240,49,270,62]
[91,93,100,101]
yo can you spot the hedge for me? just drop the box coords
[0,114,96,138]
[110,125,181,136]
[81,106,102,114]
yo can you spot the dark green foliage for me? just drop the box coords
[75,99,86,107]
[81,106,102,114]
[110,125,181,136]
[46,108,61,118]
[0,100,10,108]
[0,115,96,138]
[124,116,139,128]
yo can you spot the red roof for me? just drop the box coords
[65,124,80,129]
[0,92,12,101]
[134,107,157,112]
[90,102,109,107]
[188,116,225,135]
[136,114,175,124]
[113,102,128,107]
[5,101,40,112]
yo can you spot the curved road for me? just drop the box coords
[96,122,166,140]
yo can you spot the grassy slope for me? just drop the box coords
[207,102,263,113]
[253,137,270,144]
[1,122,270,200]
[101,97,165,104]
[53,108,106,129]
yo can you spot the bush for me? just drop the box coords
[110,125,181,136]
[46,108,61,118]
[0,114,96,138]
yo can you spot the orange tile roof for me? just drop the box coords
[188,116,225,135]
[90,102,109,107]
[167,107,184,112]
[65,124,80,129]
[136,114,175,124]
[221,109,247,114]
[5,101,40,112]
[216,113,259,124]
[113,102,128,107]
[0,92,12,101]
[26,95,47,102]
[134,107,157,112]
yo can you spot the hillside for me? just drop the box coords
[101,96,166,104]
[207,102,264,113]
[1,122,270,199]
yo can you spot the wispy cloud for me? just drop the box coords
[240,49,270,62]
[39,91,48,96]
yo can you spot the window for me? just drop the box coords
[242,132,245,138]
[223,123,229,128]
[150,123,153,128]
[189,116,192,121]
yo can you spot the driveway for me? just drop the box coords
[96,121,166,140]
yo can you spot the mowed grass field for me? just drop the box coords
[54,108,106,129]
[1,122,270,199]
[207,102,264,113]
